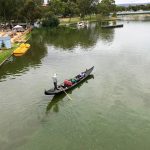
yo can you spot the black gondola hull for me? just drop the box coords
[45,66,94,95]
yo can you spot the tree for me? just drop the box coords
[63,1,79,21]
[97,0,116,16]
[77,0,98,19]
[116,6,126,12]
[42,12,60,27]
[49,0,66,16]
[0,0,19,22]
[21,0,42,24]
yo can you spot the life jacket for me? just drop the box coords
[64,80,73,86]
[71,78,77,84]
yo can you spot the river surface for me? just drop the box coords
[1,21,150,150]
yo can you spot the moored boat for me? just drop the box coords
[45,66,94,95]
[13,43,30,55]
[101,24,123,28]
[77,21,89,28]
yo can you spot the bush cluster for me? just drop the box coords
[42,16,60,28]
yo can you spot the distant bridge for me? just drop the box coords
[116,11,150,16]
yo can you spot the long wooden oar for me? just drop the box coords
[60,87,72,100]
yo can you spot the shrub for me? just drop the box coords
[42,15,60,28]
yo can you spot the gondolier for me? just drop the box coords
[45,66,94,95]
[52,73,58,90]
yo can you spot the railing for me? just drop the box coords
[114,11,150,16]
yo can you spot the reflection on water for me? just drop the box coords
[32,23,114,50]
[46,75,94,114]
[96,23,115,43]
[0,34,47,80]
[1,21,150,150]
[0,23,114,81]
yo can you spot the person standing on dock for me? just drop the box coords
[52,73,58,90]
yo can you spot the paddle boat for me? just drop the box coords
[13,43,30,55]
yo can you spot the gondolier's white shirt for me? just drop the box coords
[52,74,57,83]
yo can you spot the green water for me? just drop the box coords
[1,21,150,150]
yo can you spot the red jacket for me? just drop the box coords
[64,80,73,86]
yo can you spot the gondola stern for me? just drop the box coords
[45,90,55,95]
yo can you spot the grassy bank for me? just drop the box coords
[22,32,31,42]
[0,44,19,65]
[25,32,31,40]
[59,15,117,25]
[0,31,31,66]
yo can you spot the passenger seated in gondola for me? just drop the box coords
[64,80,73,87]
[76,72,85,80]
[71,78,77,84]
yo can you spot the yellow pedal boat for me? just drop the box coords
[13,43,30,55]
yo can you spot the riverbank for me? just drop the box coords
[0,30,31,66]
[0,44,18,66]
[59,15,117,26]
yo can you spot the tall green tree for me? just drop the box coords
[0,0,20,22]
[97,0,116,16]
[42,10,60,27]
[77,0,98,18]
[49,0,66,15]
[0,0,41,23]
[64,1,79,19]
[21,0,42,24]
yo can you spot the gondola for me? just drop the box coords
[45,66,94,95]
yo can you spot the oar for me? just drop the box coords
[60,87,72,100]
